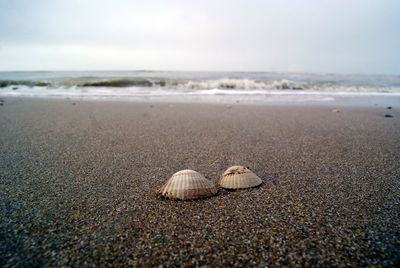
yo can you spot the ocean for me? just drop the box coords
[1,71,400,104]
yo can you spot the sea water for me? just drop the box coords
[1,71,399,105]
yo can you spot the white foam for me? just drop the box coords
[2,85,400,99]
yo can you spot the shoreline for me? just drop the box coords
[1,93,400,108]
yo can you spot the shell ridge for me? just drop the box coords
[193,176,202,199]
[180,173,187,200]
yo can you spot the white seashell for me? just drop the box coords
[219,166,262,189]
[158,169,217,200]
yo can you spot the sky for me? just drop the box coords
[0,0,399,74]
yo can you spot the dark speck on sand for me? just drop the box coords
[0,98,399,267]
[384,114,393,118]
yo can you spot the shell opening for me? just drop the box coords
[223,165,248,176]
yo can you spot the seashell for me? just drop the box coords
[219,166,262,189]
[158,169,217,200]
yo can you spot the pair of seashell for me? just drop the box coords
[158,166,262,200]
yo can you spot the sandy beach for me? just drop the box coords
[0,97,399,266]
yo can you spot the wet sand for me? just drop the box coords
[0,98,399,266]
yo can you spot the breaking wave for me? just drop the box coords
[2,78,399,93]
[0,78,305,89]
[180,79,305,90]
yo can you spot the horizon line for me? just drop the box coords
[0,69,399,77]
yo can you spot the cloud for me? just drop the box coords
[0,0,399,73]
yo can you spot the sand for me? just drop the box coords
[0,98,399,266]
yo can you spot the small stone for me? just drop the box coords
[386,106,392,109]
[384,114,393,118]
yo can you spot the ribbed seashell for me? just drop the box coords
[158,169,217,200]
[219,166,262,189]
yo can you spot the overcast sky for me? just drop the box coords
[0,0,399,74]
